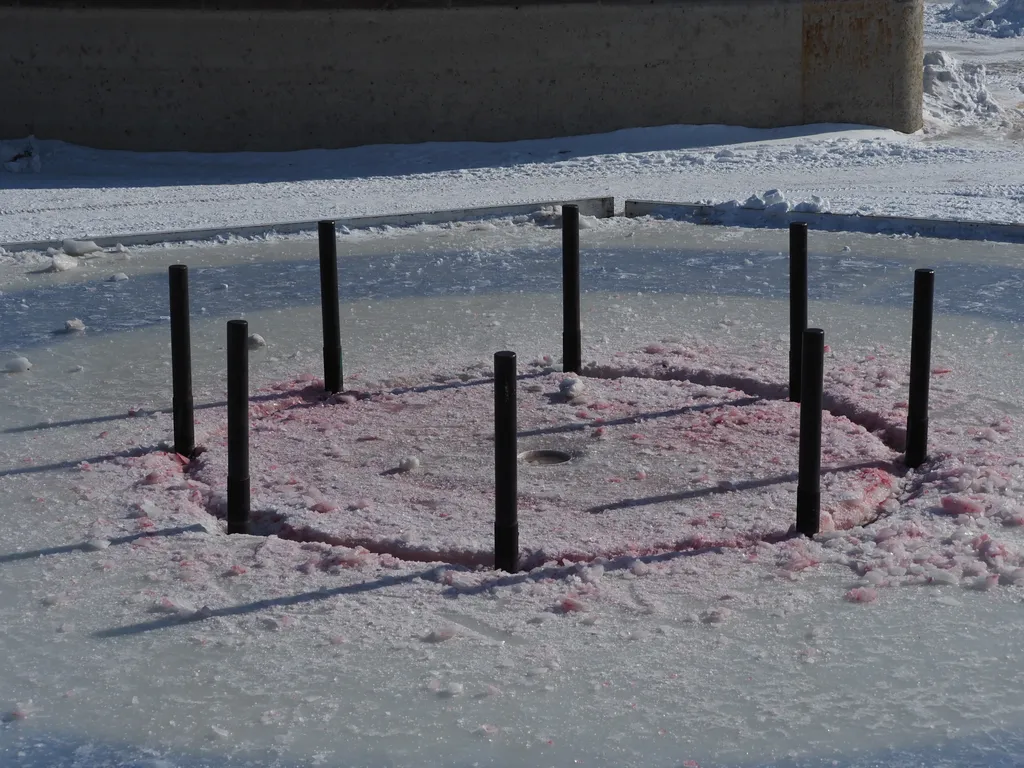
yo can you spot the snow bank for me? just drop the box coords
[944,0,1024,36]
[947,0,1001,22]
[923,51,1005,128]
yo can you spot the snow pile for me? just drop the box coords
[712,190,830,218]
[947,0,1001,21]
[943,0,1024,36]
[1,137,41,173]
[923,51,1005,128]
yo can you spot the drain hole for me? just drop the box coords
[519,449,572,466]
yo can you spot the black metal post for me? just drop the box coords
[797,328,824,537]
[562,204,582,374]
[227,319,250,535]
[494,350,519,572]
[789,223,808,402]
[318,220,344,393]
[168,265,195,458]
[905,268,935,469]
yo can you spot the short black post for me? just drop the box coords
[227,319,250,535]
[494,351,519,572]
[789,223,808,403]
[318,220,344,393]
[562,204,582,374]
[797,328,824,537]
[168,265,195,458]
[905,268,935,469]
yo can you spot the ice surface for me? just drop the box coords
[3,220,1024,768]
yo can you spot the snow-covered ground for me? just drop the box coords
[3,4,1024,768]
[0,2,1022,246]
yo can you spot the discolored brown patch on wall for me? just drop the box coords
[801,0,923,133]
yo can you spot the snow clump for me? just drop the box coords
[559,375,585,399]
[45,254,78,272]
[2,138,41,173]
[62,239,102,257]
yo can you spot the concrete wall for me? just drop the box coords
[0,1,923,152]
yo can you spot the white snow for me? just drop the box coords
[558,375,585,399]
[246,333,266,350]
[61,240,101,257]
[948,0,1001,22]
[943,0,1024,36]
[4,356,32,373]
[2,221,1024,767]
[44,254,78,273]
[396,456,420,473]
[923,50,1007,129]
[1,16,1024,768]
[2,137,41,174]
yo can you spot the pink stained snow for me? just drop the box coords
[157,358,898,567]
[72,340,1024,612]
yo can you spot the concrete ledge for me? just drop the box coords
[0,1,923,151]
[623,200,1024,245]
[1,197,614,253]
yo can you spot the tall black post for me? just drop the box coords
[168,265,195,458]
[227,319,250,535]
[562,204,582,374]
[789,223,808,403]
[797,328,824,537]
[494,351,519,572]
[318,220,344,393]
[905,268,935,469]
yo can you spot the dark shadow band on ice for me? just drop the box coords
[9,725,1024,768]
[93,546,737,640]
[0,524,206,564]
[0,197,615,253]
[624,199,1024,245]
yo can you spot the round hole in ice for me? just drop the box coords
[518,449,572,466]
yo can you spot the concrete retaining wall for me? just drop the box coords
[0,1,923,152]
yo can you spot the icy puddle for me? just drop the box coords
[3,220,1024,767]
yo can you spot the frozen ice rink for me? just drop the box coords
[2,220,1024,768]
